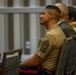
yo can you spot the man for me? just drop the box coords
[55,3,76,37]
[20,5,66,75]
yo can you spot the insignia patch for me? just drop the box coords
[40,40,49,53]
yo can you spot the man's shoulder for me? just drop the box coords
[58,20,69,26]
[58,20,74,29]
[48,24,65,36]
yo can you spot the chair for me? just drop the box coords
[65,35,76,75]
[55,37,72,75]
[0,48,22,75]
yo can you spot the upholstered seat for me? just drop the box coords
[65,35,76,75]
[55,37,72,75]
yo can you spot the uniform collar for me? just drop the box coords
[57,19,65,25]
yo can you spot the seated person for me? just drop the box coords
[55,3,76,37]
[19,5,66,75]
[67,6,76,31]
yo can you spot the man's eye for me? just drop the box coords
[40,12,45,15]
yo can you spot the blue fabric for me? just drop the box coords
[37,68,50,75]
[20,66,38,70]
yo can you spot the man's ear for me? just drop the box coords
[49,13,52,19]
[60,11,64,17]
[71,17,74,21]
[69,17,74,21]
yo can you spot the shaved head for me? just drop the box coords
[55,3,69,16]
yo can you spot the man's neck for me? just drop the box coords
[59,16,67,21]
[45,20,57,30]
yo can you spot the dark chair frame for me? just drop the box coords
[0,48,22,75]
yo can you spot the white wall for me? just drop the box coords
[0,0,73,54]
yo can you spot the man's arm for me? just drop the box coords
[20,54,43,67]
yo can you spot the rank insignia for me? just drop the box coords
[40,40,49,53]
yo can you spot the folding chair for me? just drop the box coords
[0,48,22,75]
[55,37,72,75]
[65,35,76,75]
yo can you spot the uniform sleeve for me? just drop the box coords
[35,34,55,59]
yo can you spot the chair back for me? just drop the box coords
[55,37,72,75]
[65,35,76,75]
[1,48,22,75]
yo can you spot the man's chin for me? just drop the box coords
[40,23,44,25]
